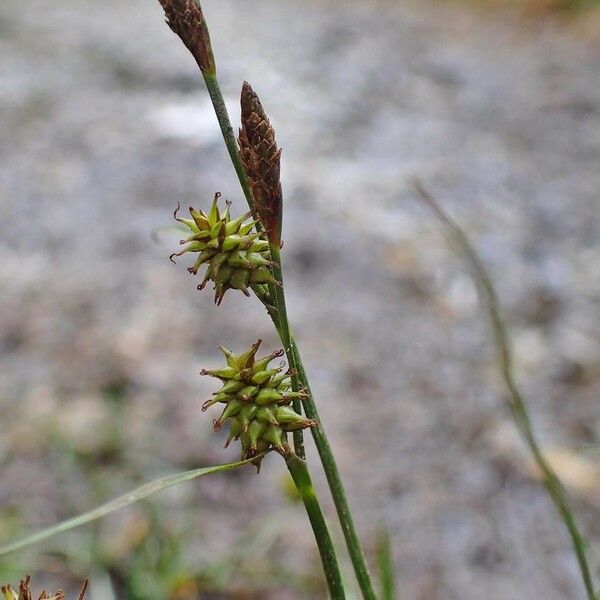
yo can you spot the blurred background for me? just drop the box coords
[1,0,599,598]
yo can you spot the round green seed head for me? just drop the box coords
[170,194,275,304]
[201,340,317,465]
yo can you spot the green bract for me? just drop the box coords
[201,340,316,469]
[170,193,277,304]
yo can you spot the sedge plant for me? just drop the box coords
[1,2,597,600]
[0,1,370,596]
[155,1,376,596]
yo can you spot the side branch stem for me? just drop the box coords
[270,244,305,458]
[201,72,305,456]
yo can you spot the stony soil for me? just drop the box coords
[0,1,599,598]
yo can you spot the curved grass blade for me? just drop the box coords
[411,178,597,600]
[0,454,266,556]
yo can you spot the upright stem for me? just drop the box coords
[376,529,396,600]
[197,35,376,600]
[260,268,377,599]
[202,73,255,212]
[270,245,305,458]
[286,453,346,600]
[287,333,378,600]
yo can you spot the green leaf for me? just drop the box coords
[410,178,598,600]
[376,527,396,600]
[0,454,267,556]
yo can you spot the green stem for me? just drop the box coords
[197,34,373,600]
[285,453,346,600]
[201,71,305,457]
[202,73,255,213]
[413,179,597,600]
[376,529,396,600]
[287,333,378,600]
[259,273,377,600]
[270,244,305,458]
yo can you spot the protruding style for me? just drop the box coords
[238,82,283,246]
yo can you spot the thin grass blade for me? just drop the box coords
[0,455,265,556]
[411,178,598,600]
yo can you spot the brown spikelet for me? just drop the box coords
[157,0,216,74]
[0,576,87,600]
[18,576,33,600]
[76,580,88,600]
[238,82,283,246]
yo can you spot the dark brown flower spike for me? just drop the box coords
[157,0,216,75]
[238,82,283,246]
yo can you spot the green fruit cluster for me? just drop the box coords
[201,340,315,468]
[170,193,277,304]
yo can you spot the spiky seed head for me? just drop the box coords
[200,340,316,470]
[170,194,277,304]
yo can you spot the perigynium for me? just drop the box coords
[170,193,277,304]
[200,339,315,468]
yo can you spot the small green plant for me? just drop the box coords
[1,1,597,599]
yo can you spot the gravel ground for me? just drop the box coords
[0,1,599,598]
